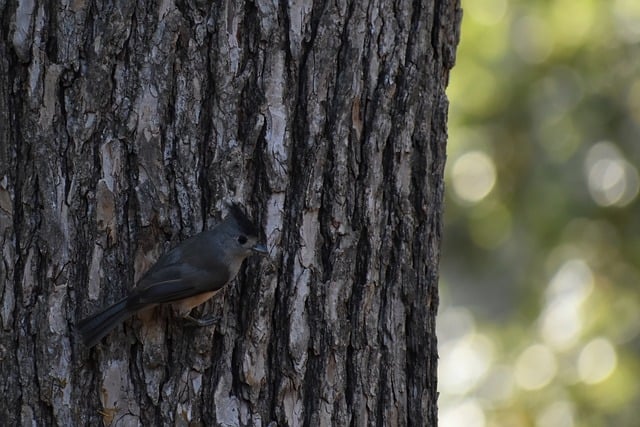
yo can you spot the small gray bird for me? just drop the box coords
[78,203,268,347]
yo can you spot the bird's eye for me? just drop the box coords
[237,235,248,245]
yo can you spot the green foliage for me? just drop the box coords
[440,1,640,426]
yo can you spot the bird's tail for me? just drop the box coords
[77,298,134,348]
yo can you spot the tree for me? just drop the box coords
[0,1,460,425]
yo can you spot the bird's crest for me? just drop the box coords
[227,203,260,237]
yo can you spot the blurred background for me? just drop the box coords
[439,0,640,426]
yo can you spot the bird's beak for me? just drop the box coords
[252,243,269,256]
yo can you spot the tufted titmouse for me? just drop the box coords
[78,203,268,347]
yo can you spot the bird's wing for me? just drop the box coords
[130,261,230,307]
[133,279,202,305]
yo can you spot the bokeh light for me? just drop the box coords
[451,151,497,203]
[550,0,595,49]
[613,0,640,43]
[536,401,575,427]
[465,0,508,26]
[440,399,486,427]
[584,141,639,207]
[514,344,557,390]
[577,338,617,384]
[512,14,553,64]
[440,332,495,395]
[539,259,593,350]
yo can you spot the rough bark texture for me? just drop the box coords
[0,0,460,425]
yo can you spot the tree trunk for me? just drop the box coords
[0,0,460,425]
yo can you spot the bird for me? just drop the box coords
[78,203,268,347]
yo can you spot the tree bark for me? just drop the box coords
[0,0,460,425]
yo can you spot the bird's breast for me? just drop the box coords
[172,290,220,317]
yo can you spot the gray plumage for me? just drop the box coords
[78,204,267,347]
